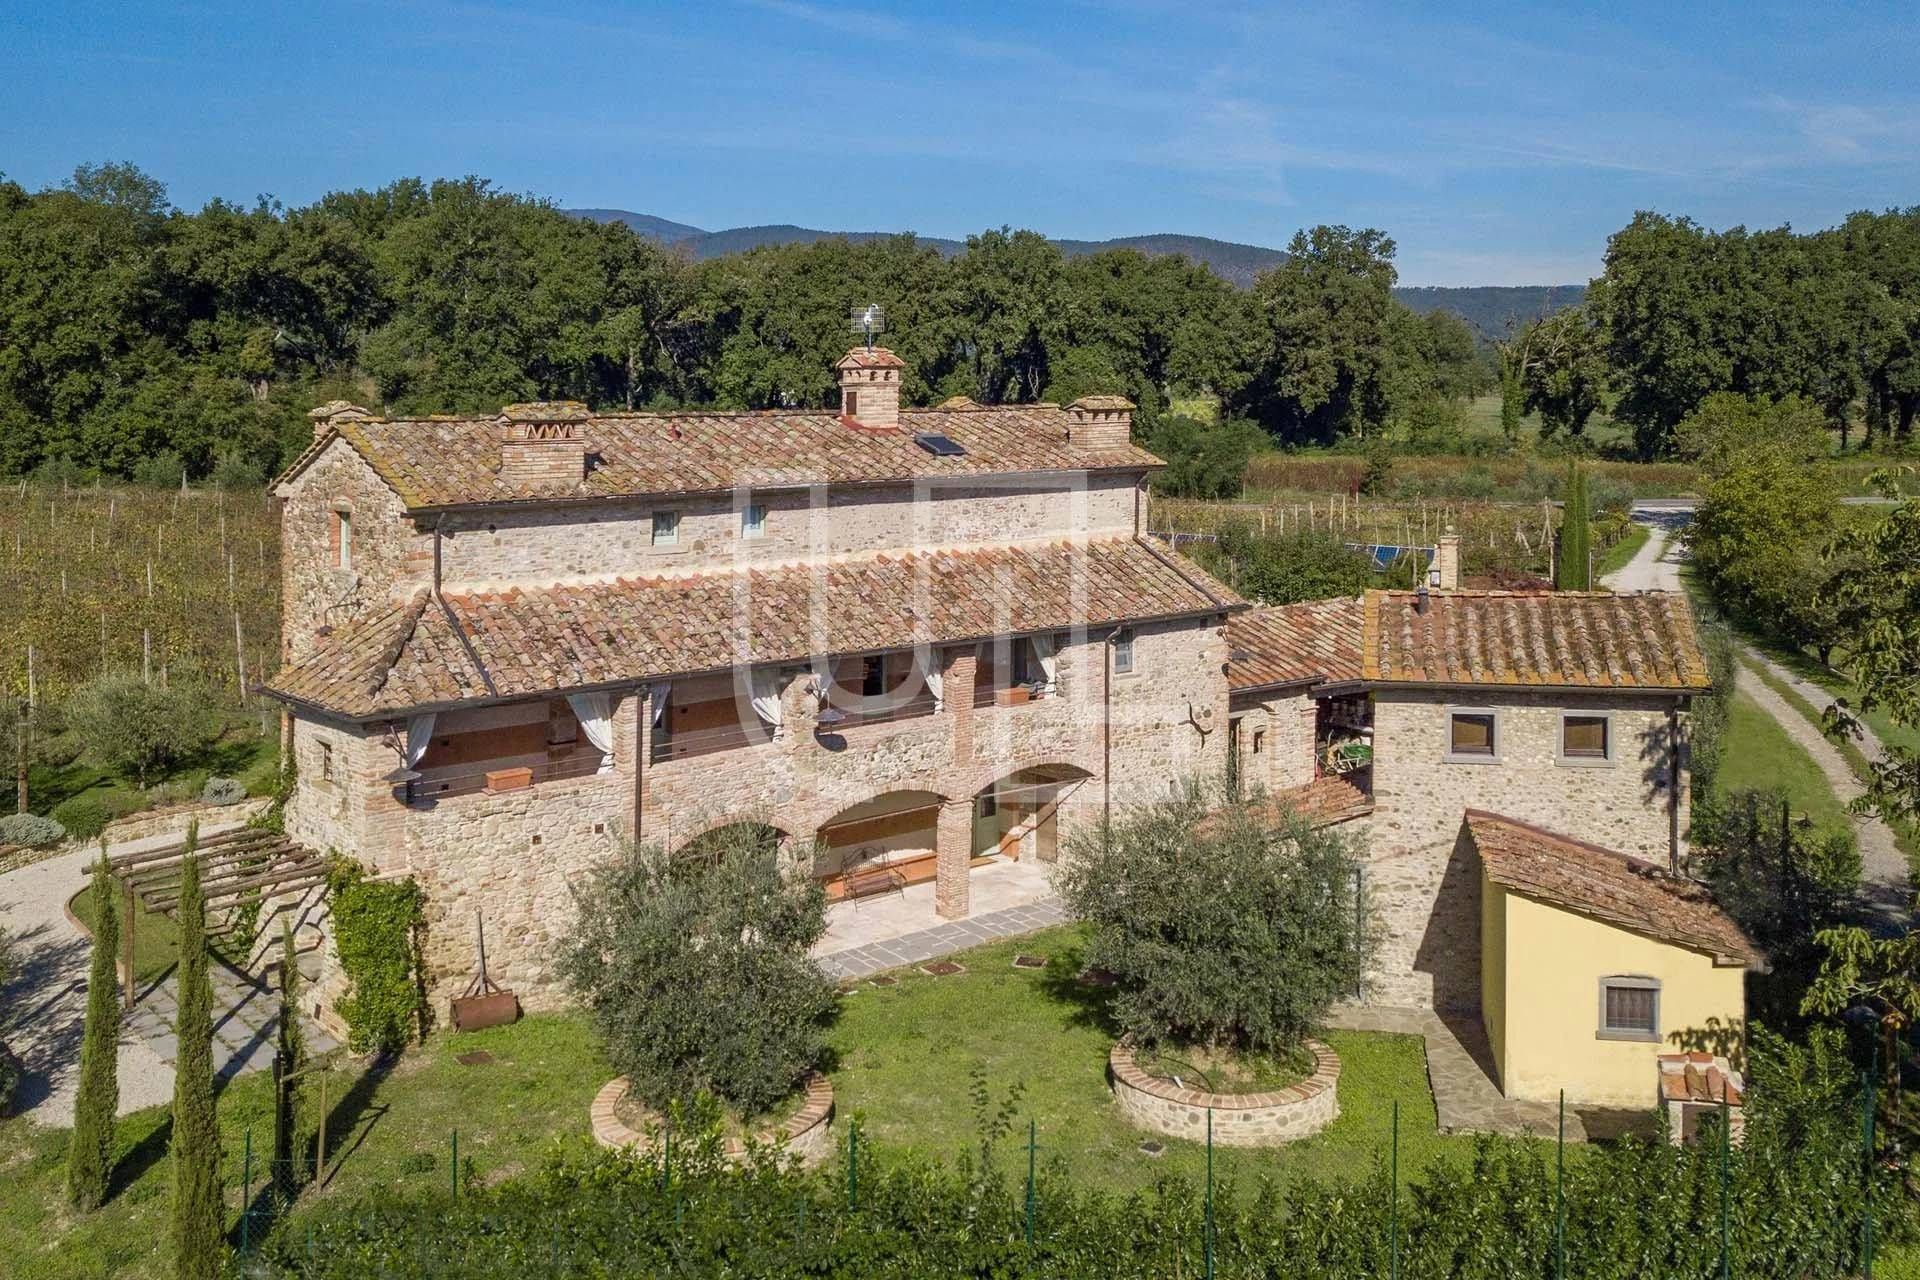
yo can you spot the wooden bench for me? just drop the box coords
[842,864,907,903]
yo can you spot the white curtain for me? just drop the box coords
[1030,633,1058,693]
[921,648,944,712]
[567,692,616,772]
[749,667,785,735]
[650,683,669,727]
[403,713,436,767]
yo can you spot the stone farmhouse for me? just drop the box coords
[262,344,1756,1108]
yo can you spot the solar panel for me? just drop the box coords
[914,432,967,457]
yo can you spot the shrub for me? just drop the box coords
[201,776,247,805]
[51,794,112,841]
[1054,781,1372,1054]
[559,826,835,1115]
[63,673,217,787]
[1192,523,1376,606]
[325,859,425,1055]
[132,449,186,489]
[209,448,266,491]
[0,811,66,848]
[1146,416,1269,500]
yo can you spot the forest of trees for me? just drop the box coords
[2,163,1917,484]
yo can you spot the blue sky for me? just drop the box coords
[3,1,1916,285]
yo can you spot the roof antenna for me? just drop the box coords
[849,302,885,352]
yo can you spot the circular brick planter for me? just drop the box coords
[589,1072,835,1168]
[1109,1038,1340,1146]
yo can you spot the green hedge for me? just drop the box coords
[248,1029,1895,1279]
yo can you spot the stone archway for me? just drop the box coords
[967,763,1095,866]
[811,789,949,903]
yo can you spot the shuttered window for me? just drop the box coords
[1563,714,1609,759]
[1449,712,1496,757]
[1600,977,1660,1039]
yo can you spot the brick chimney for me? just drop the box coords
[307,400,370,443]
[1435,529,1461,590]
[1066,396,1135,451]
[836,346,904,430]
[499,402,591,488]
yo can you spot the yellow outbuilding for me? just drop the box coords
[1468,811,1764,1109]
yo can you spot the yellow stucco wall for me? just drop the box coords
[1482,877,1507,1078]
[1482,870,1747,1107]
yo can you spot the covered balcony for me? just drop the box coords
[403,696,613,802]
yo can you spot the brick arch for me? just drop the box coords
[670,818,793,859]
[804,787,951,842]
[958,753,1100,804]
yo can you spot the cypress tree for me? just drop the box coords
[67,848,120,1210]
[169,824,224,1280]
[271,916,305,1203]
[1557,463,1592,590]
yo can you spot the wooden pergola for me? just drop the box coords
[104,826,325,1010]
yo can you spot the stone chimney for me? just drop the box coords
[1435,529,1461,590]
[499,401,591,488]
[1066,396,1135,451]
[307,400,370,443]
[836,346,905,430]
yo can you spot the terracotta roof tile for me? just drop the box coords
[1362,590,1710,691]
[266,537,1239,718]
[274,402,1161,511]
[1227,599,1364,691]
[1467,811,1762,968]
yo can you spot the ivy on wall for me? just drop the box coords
[325,858,426,1055]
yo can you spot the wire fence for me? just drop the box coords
[227,1066,1893,1278]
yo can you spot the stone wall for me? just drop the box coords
[1360,688,1687,1011]
[276,439,428,664]
[287,616,1228,1015]
[431,474,1141,589]
[1108,1039,1340,1146]
[1230,689,1317,795]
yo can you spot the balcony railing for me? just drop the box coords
[817,693,939,732]
[651,719,773,764]
[404,748,608,803]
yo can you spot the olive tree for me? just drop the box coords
[558,826,835,1115]
[64,674,216,788]
[1054,781,1372,1054]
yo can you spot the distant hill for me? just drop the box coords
[568,209,1585,323]
[1396,284,1588,342]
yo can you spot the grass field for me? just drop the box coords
[2,923,1514,1277]
[66,881,181,984]
[1710,690,1853,836]
[827,924,1486,1193]
[1595,521,1650,579]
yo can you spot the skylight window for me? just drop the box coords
[913,432,967,457]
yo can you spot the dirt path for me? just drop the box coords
[1605,515,1911,929]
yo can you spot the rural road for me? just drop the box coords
[1608,509,1911,926]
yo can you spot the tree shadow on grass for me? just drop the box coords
[316,1051,396,1191]
[1034,941,1122,1037]
[109,1109,174,1198]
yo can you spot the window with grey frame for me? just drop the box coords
[1112,630,1135,675]
[1446,709,1497,760]
[1597,975,1660,1041]
[1560,712,1612,762]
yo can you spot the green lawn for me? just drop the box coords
[0,1015,613,1280]
[67,882,181,984]
[828,924,1489,1193]
[1595,520,1651,579]
[5,922,1498,1276]
[1711,690,1853,836]
[26,722,279,824]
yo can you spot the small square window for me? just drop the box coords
[1113,632,1135,675]
[742,503,767,539]
[1599,977,1660,1041]
[1448,712,1496,758]
[1562,714,1610,760]
[651,510,679,546]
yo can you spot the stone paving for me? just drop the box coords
[1,819,335,1125]
[1325,1003,1590,1141]
[815,895,1069,981]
